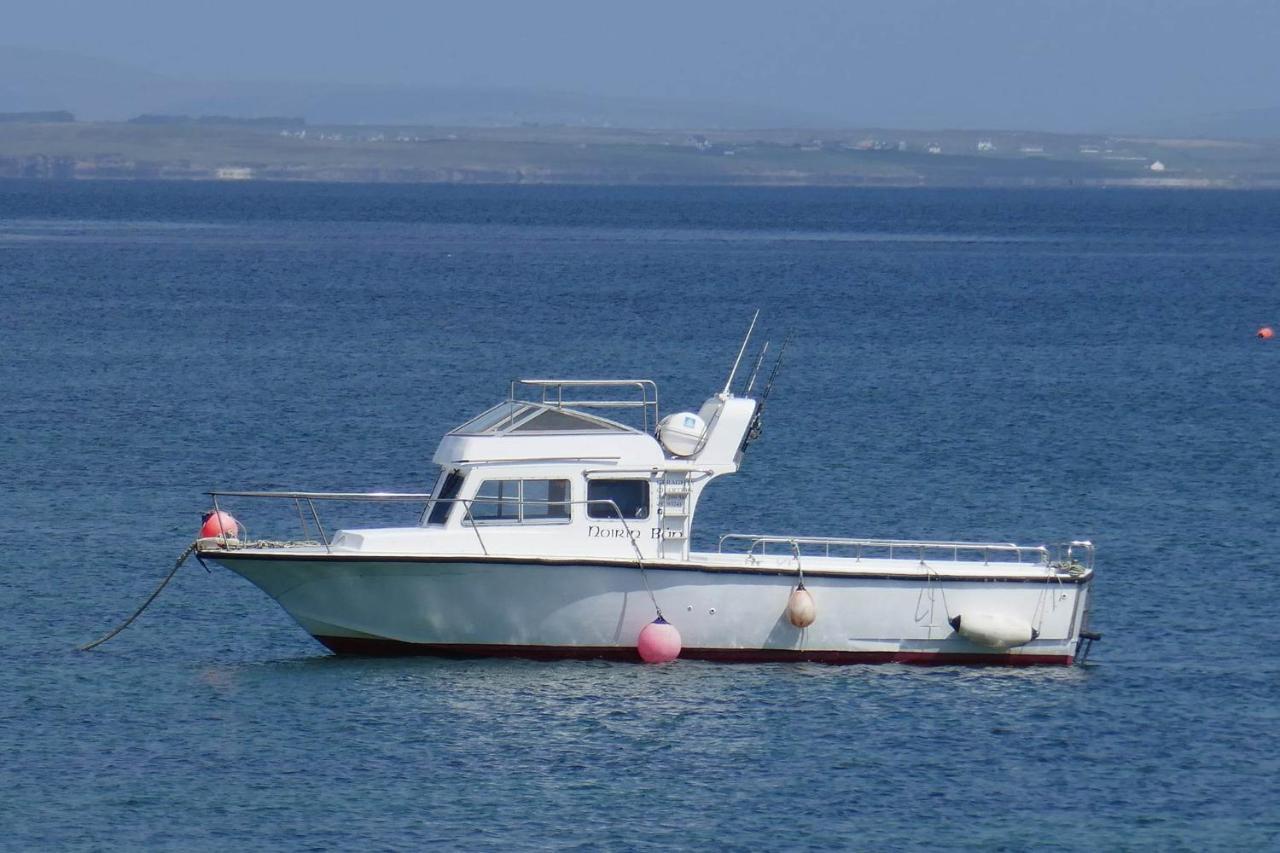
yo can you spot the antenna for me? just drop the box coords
[743,341,770,396]
[721,309,760,396]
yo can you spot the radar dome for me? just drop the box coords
[658,412,707,457]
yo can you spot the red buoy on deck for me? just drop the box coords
[200,510,240,539]
[1259,326,1275,340]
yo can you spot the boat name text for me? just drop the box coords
[587,525,681,540]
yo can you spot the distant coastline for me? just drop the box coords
[3,115,1278,188]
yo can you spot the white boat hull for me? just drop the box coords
[207,551,1092,665]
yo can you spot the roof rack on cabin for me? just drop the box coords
[511,379,660,433]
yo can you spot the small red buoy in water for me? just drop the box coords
[1259,327,1275,340]
[636,616,681,663]
[200,510,240,540]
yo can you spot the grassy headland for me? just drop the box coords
[2,119,1278,187]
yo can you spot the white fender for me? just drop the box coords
[786,586,816,628]
[948,613,1038,649]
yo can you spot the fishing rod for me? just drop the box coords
[744,331,792,446]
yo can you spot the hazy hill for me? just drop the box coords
[8,44,1279,138]
[0,45,832,129]
[0,45,184,119]
[1142,107,1280,141]
[160,82,836,129]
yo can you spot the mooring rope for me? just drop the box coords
[631,543,663,619]
[78,538,325,651]
[921,560,954,623]
[615,515,663,619]
[790,539,805,588]
[79,540,200,651]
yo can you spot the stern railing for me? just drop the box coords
[1063,540,1095,570]
[717,533,1049,565]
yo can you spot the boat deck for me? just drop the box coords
[197,537,1090,583]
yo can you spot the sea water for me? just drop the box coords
[1,182,1278,849]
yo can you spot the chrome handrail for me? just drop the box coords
[212,491,436,500]
[209,492,1061,569]
[1066,540,1095,569]
[716,533,1049,565]
[206,491,647,560]
[512,378,660,433]
[209,490,476,555]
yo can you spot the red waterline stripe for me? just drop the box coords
[314,636,1073,666]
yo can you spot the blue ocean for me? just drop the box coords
[1,181,1277,849]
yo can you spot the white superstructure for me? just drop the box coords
[199,328,1098,665]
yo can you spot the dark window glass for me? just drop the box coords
[587,479,649,519]
[512,409,601,432]
[426,471,464,525]
[523,479,570,519]
[468,479,571,523]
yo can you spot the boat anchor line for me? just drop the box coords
[79,540,200,651]
[78,538,318,651]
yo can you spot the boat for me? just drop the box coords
[197,320,1099,665]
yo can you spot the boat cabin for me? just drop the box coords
[330,379,759,560]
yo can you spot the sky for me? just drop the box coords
[5,0,1278,132]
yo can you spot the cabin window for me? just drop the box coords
[587,479,650,520]
[469,479,571,523]
[426,470,464,525]
[471,480,519,521]
[522,479,571,520]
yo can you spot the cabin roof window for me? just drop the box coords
[455,404,523,435]
[469,478,571,524]
[510,408,611,432]
[587,478,650,520]
[452,402,635,436]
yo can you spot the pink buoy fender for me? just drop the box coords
[636,616,682,663]
[200,510,240,540]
